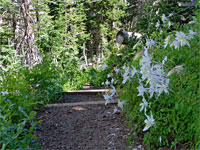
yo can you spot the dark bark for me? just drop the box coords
[116,30,133,45]
[16,0,42,68]
[35,1,40,38]
[83,42,88,67]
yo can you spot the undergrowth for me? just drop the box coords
[101,1,200,149]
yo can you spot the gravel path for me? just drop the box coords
[35,93,135,150]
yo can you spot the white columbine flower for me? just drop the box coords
[148,77,160,97]
[187,29,196,39]
[130,67,137,78]
[105,80,110,86]
[122,66,129,73]
[152,64,165,77]
[156,21,160,28]
[168,21,173,28]
[139,97,149,113]
[170,40,179,49]
[102,64,108,70]
[118,99,125,109]
[1,90,8,96]
[140,47,152,70]
[140,103,145,112]
[162,56,167,64]
[113,106,121,114]
[156,83,169,96]
[159,136,162,143]
[141,67,150,81]
[115,68,120,74]
[137,84,147,97]
[111,78,114,84]
[175,31,190,47]
[143,112,155,131]
[104,92,113,105]
[122,72,129,84]
[162,14,167,22]
[110,85,117,97]
[107,73,112,78]
[164,35,171,48]
[113,107,118,113]
[149,86,157,98]
[140,50,169,98]
[146,39,156,48]
[169,13,173,17]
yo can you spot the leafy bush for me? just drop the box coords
[0,68,39,149]
[62,58,88,91]
[0,39,39,149]
[101,3,200,149]
[136,0,196,36]
[24,59,65,104]
[0,52,89,149]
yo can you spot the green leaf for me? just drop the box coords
[18,106,28,118]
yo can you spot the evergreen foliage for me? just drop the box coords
[0,0,126,149]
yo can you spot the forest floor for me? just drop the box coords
[35,86,144,150]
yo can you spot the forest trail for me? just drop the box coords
[35,86,137,150]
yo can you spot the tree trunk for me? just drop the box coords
[116,30,142,45]
[95,25,101,65]
[89,33,94,65]
[83,42,88,67]
[17,0,42,69]
[35,1,40,38]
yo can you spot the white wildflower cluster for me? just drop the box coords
[104,88,115,106]
[102,64,108,70]
[159,13,174,28]
[140,48,169,98]
[156,13,197,50]
[103,44,169,131]
[146,39,156,49]
[1,90,8,96]
[102,11,198,144]
[143,112,155,131]
[103,85,125,113]
[122,66,137,84]
[164,30,197,49]
[138,47,169,131]
[103,68,126,113]
[102,72,114,86]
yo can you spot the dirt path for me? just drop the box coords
[35,89,136,150]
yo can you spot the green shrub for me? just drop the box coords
[102,5,200,149]
[0,68,39,149]
[24,59,65,104]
